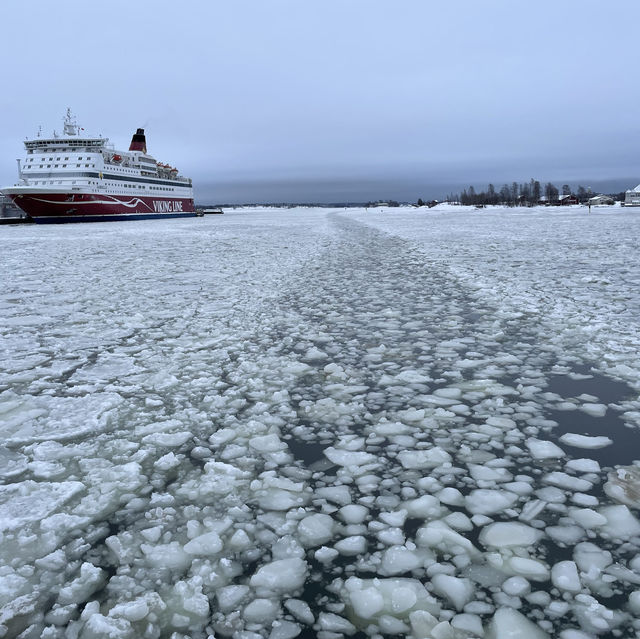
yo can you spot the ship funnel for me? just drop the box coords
[129,128,147,153]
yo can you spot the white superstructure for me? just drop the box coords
[2,110,196,222]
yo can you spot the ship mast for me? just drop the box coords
[63,108,79,136]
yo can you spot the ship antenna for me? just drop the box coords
[37,125,42,138]
[63,108,78,136]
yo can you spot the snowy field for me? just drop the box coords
[1,204,640,639]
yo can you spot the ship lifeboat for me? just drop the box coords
[112,154,122,163]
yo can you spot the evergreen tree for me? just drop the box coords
[487,184,496,205]
[511,182,519,205]
[545,182,559,203]
[532,181,541,204]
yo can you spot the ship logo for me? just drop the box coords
[153,200,183,213]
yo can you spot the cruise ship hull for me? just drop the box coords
[5,191,197,224]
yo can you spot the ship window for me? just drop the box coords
[47,164,51,168]
[76,164,80,168]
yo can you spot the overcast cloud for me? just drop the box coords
[1,0,638,203]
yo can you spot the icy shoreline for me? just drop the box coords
[1,205,640,639]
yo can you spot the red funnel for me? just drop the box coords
[129,128,147,153]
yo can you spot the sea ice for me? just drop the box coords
[324,447,377,467]
[479,522,543,548]
[486,607,550,639]
[502,576,531,596]
[183,531,224,555]
[569,507,607,528]
[525,438,565,460]
[430,574,474,610]
[297,513,335,547]
[398,447,452,469]
[4,206,640,638]
[465,489,518,515]
[559,433,613,449]
[379,545,422,575]
[543,472,592,492]
[250,558,308,593]
[341,576,440,621]
[599,504,640,539]
[338,504,369,524]
[244,598,281,623]
[565,458,601,474]
[604,465,640,507]
[334,536,367,556]
[550,561,582,593]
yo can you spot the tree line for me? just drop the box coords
[445,180,601,206]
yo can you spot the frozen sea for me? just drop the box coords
[1,204,640,639]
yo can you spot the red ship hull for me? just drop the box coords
[8,192,197,224]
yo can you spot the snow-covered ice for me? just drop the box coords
[2,204,640,638]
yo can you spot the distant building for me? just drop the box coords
[624,184,640,207]
[558,194,579,205]
[588,194,615,206]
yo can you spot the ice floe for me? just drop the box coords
[2,206,640,638]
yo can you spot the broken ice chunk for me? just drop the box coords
[338,504,369,524]
[486,607,550,638]
[250,558,308,593]
[334,535,367,556]
[551,561,582,593]
[559,433,612,449]
[543,472,592,492]
[598,505,640,540]
[525,438,565,460]
[430,574,474,610]
[479,522,543,549]
[297,513,335,547]
[380,546,422,575]
[603,465,640,508]
[579,403,607,417]
[465,489,518,515]
[398,447,452,469]
[183,531,223,556]
[324,447,377,467]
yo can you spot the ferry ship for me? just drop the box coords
[1,110,196,223]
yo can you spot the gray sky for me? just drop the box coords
[1,0,639,203]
